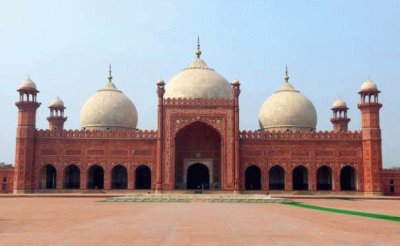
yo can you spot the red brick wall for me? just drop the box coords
[382,169,400,195]
[0,167,14,193]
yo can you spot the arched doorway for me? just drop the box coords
[87,165,104,189]
[40,164,57,189]
[316,165,332,190]
[292,165,308,190]
[269,165,285,190]
[111,165,127,189]
[187,163,210,189]
[340,165,356,191]
[135,165,151,189]
[245,165,261,190]
[64,164,80,189]
[174,121,221,189]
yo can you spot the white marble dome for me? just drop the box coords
[19,77,36,90]
[332,98,347,108]
[258,73,317,132]
[80,78,138,130]
[50,96,64,107]
[164,46,232,99]
[360,78,378,91]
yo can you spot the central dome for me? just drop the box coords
[164,40,232,99]
[80,70,138,130]
[258,68,317,132]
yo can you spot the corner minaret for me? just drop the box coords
[47,96,67,131]
[330,98,350,132]
[358,78,383,194]
[14,77,41,193]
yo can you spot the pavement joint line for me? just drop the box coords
[285,202,400,222]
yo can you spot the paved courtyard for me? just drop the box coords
[0,196,399,245]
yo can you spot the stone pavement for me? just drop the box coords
[0,197,399,245]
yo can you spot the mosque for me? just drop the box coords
[7,40,400,195]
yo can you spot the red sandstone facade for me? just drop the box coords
[11,73,400,195]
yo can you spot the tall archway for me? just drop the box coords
[111,165,127,189]
[174,121,221,189]
[87,165,104,189]
[187,163,210,189]
[292,165,308,190]
[269,165,285,190]
[245,165,261,190]
[64,164,80,189]
[340,165,356,191]
[135,165,151,189]
[40,164,57,189]
[316,165,332,190]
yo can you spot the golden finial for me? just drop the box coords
[108,64,112,82]
[284,65,289,83]
[195,35,202,58]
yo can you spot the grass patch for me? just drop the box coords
[285,201,400,222]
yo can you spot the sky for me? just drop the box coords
[0,0,399,167]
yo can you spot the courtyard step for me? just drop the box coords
[102,193,291,203]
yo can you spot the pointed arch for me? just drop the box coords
[87,164,104,189]
[135,165,151,189]
[292,165,308,190]
[64,164,80,189]
[40,164,57,189]
[269,165,285,190]
[316,165,332,190]
[111,164,127,189]
[245,165,261,190]
[340,165,356,191]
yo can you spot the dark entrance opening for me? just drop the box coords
[269,165,285,190]
[41,164,57,189]
[88,165,104,189]
[292,165,308,190]
[245,165,261,190]
[135,165,151,189]
[316,165,332,190]
[175,121,221,190]
[64,164,80,189]
[187,163,210,189]
[111,165,127,189]
[390,179,395,193]
[340,166,356,191]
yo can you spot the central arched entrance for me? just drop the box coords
[187,163,210,189]
[175,121,221,190]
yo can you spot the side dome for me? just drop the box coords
[50,96,64,107]
[80,71,138,130]
[164,40,232,99]
[19,77,37,90]
[258,68,317,132]
[332,97,347,109]
[360,78,378,91]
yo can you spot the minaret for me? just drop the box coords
[155,78,165,193]
[47,96,67,131]
[231,79,241,192]
[14,77,41,193]
[330,98,350,132]
[357,78,383,194]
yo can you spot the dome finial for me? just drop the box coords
[284,65,289,83]
[195,35,202,58]
[108,64,113,83]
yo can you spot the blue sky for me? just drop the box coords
[0,0,399,167]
